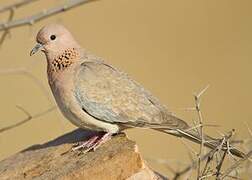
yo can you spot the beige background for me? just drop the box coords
[0,0,251,177]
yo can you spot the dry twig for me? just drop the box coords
[0,0,39,14]
[0,105,56,133]
[220,150,252,179]
[0,66,55,133]
[0,0,39,45]
[0,0,98,32]
[0,67,51,103]
[193,85,209,179]
[0,8,14,46]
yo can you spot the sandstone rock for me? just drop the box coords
[0,129,166,180]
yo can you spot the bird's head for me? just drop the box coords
[30,24,80,57]
[30,24,81,72]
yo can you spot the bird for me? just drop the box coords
[30,24,244,158]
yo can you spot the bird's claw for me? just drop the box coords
[72,132,112,153]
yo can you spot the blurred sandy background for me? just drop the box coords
[0,0,251,177]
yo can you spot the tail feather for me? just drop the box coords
[156,128,245,158]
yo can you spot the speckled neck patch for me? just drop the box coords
[51,48,79,72]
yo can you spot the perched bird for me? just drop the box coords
[30,24,244,157]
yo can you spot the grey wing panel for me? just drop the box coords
[73,60,188,129]
[75,89,124,123]
[74,61,138,124]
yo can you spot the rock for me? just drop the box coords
[0,129,166,180]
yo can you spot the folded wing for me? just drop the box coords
[74,59,189,130]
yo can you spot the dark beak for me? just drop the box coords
[30,43,43,56]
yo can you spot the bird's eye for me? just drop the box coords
[50,35,56,40]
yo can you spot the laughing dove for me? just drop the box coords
[30,24,244,158]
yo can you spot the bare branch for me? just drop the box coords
[0,105,56,133]
[174,138,227,179]
[0,8,14,46]
[16,105,31,118]
[215,150,227,178]
[0,0,39,14]
[220,150,252,179]
[0,67,52,103]
[201,155,213,177]
[0,66,57,133]
[195,85,209,99]
[173,147,217,179]
[199,172,216,180]
[244,122,252,138]
[0,0,98,32]
[193,85,209,179]
[0,0,40,46]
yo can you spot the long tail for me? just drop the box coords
[155,128,245,158]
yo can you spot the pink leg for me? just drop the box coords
[72,132,112,153]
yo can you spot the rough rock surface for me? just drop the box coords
[0,129,166,180]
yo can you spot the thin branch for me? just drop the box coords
[16,105,31,118]
[0,0,40,46]
[184,123,219,133]
[0,66,56,133]
[0,0,39,14]
[0,0,98,32]
[199,172,216,180]
[0,105,56,133]
[173,147,218,179]
[0,67,52,103]
[193,85,209,179]
[201,155,213,177]
[202,137,225,177]
[244,122,252,138]
[215,150,227,178]
[0,8,14,46]
[220,150,252,179]
[195,85,209,99]
[173,134,228,179]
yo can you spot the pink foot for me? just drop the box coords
[72,132,112,153]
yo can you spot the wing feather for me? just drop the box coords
[74,59,188,130]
